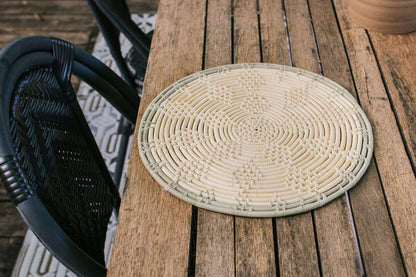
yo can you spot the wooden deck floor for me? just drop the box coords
[0,1,158,276]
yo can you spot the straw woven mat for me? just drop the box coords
[139,63,373,217]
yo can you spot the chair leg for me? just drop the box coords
[86,0,137,88]
[113,117,134,190]
[96,0,151,61]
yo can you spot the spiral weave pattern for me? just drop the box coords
[139,63,373,217]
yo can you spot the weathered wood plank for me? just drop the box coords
[235,218,275,276]
[275,214,320,276]
[258,0,320,276]
[284,0,319,73]
[0,15,96,33]
[0,236,25,277]
[314,198,361,276]
[0,186,8,201]
[307,0,405,275]
[128,0,160,13]
[195,212,234,276]
[258,0,289,65]
[369,32,416,171]
[308,0,355,93]
[204,0,232,69]
[233,0,276,275]
[195,0,234,275]
[0,32,94,50]
[0,202,27,237]
[107,0,206,275]
[0,0,158,15]
[233,0,261,64]
[333,0,416,274]
[285,0,361,275]
[0,201,26,277]
[0,1,91,15]
[349,162,405,276]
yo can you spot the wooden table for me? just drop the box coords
[108,0,416,275]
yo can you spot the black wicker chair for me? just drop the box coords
[0,36,140,277]
[86,0,152,89]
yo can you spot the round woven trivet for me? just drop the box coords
[138,63,373,217]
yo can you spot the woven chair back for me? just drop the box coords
[0,36,140,276]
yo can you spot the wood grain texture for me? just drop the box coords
[308,0,355,94]
[349,162,405,276]
[0,202,27,237]
[233,0,261,64]
[334,0,416,274]
[259,0,320,275]
[275,214,319,276]
[0,236,25,277]
[0,0,158,14]
[0,32,94,50]
[0,1,91,15]
[204,0,232,69]
[369,32,416,173]
[0,185,9,201]
[0,202,26,276]
[0,0,97,50]
[107,0,206,275]
[235,218,275,276]
[233,0,276,276]
[284,0,319,73]
[196,212,234,276]
[258,0,289,65]
[285,0,361,275]
[0,15,96,33]
[127,0,160,12]
[195,0,235,276]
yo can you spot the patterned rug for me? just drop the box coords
[11,13,157,277]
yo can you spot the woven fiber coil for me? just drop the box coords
[138,63,373,217]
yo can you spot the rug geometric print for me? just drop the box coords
[11,13,156,277]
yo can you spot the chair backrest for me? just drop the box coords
[0,36,140,277]
[86,0,152,89]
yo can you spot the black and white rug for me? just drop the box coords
[11,13,157,277]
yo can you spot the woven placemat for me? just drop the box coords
[138,63,373,217]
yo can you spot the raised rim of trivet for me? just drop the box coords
[138,63,373,217]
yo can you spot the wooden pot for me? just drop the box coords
[349,0,416,34]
